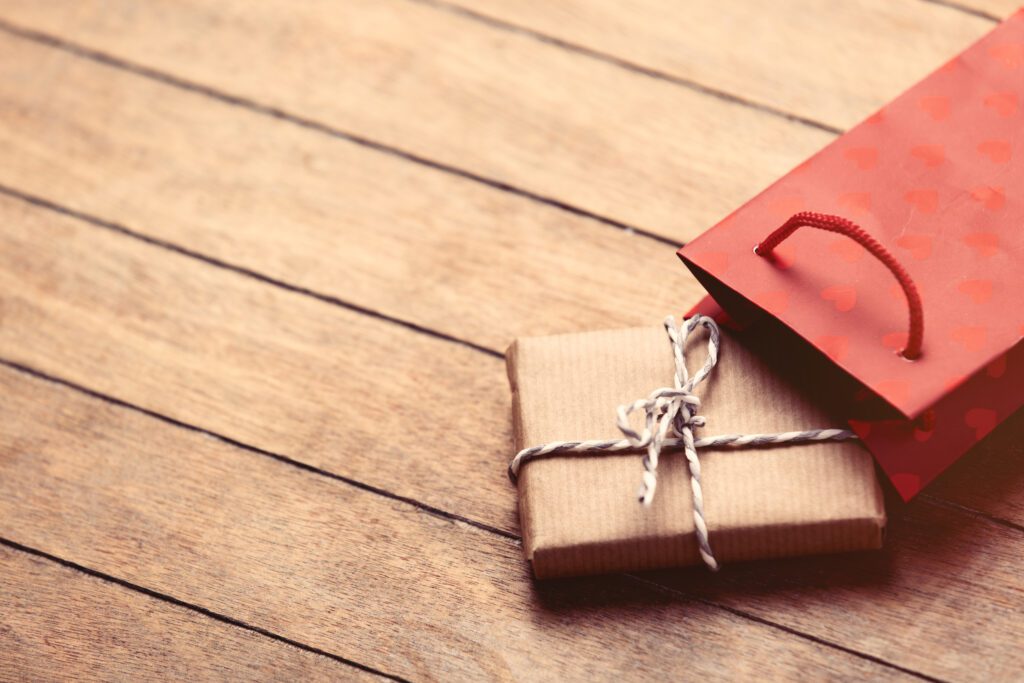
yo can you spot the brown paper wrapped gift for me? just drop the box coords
[506,321,886,579]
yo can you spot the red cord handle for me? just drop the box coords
[755,212,924,360]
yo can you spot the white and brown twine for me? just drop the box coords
[508,315,857,571]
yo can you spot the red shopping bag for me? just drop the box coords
[679,11,1024,500]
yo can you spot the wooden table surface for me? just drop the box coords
[1,1,1021,680]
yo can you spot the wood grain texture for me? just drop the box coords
[0,194,519,534]
[0,0,833,241]
[1,178,1023,681]
[955,0,1019,19]
[446,0,994,130]
[657,498,1024,681]
[0,1,1021,677]
[0,547,378,682]
[0,25,1011,525]
[0,365,912,682]
[0,32,700,353]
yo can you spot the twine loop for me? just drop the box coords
[508,315,857,571]
[616,315,718,510]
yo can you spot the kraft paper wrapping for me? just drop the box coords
[507,324,886,579]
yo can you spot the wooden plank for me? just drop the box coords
[0,546,380,681]
[660,498,1024,681]
[0,366,912,682]
[0,1,1015,679]
[0,0,833,241]
[444,0,994,130]
[956,0,1019,19]
[0,32,699,353]
[0,193,520,535]
[1,191,1022,679]
[0,25,1012,525]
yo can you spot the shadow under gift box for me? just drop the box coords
[507,324,885,579]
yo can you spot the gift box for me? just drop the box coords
[507,320,885,579]
[679,10,1024,500]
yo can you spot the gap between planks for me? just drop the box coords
[0,0,999,240]
[418,0,999,134]
[0,183,1019,538]
[0,0,994,246]
[918,0,1002,21]
[0,538,410,683]
[0,183,503,360]
[0,194,1014,679]
[0,1,999,326]
[410,0,845,135]
[0,361,946,682]
[0,17,676,251]
[0,3,1015,679]
[2,172,1019,675]
[0,356,515,542]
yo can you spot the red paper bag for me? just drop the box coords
[678,11,1024,500]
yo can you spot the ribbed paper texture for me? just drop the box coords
[507,325,885,579]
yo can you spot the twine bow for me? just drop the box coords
[618,315,718,510]
[508,315,857,570]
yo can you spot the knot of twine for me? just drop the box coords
[508,315,857,570]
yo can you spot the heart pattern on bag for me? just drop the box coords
[837,192,871,214]
[969,185,1005,210]
[903,189,939,213]
[682,12,1024,501]
[913,423,935,443]
[963,232,1000,257]
[978,140,1012,163]
[910,144,944,167]
[843,146,878,169]
[820,285,857,312]
[882,331,909,350]
[984,91,1018,116]
[958,279,993,304]
[918,95,950,120]
[989,43,1024,69]
[964,407,998,440]
[889,473,922,498]
[894,234,933,260]
[814,335,849,362]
